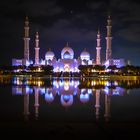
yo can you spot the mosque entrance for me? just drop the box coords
[64,64,70,72]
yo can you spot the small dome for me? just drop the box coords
[61,42,74,59]
[80,48,90,61]
[45,48,55,61]
[45,93,54,103]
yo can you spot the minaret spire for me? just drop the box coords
[34,31,40,65]
[106,15,112,61]
[23,16,30,65]
[96,29,101,65]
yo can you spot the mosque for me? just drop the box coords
[12,16,126,72]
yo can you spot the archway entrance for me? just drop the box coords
[64,64,70,72]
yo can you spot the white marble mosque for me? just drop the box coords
[12,16,126,72]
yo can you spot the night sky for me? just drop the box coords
[1,0,140,66]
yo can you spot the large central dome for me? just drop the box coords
[61,42,74,59]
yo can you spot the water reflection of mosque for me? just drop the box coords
[11,77,140,121]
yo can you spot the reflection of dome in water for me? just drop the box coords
[61,43,74,59]
[61,95,73,107]
[63,95,70,102]
[80,93,89,103]
[45,93,54,103]
[45,49,55,61]
[80,49,90,61]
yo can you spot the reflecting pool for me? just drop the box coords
[0,76,140,138]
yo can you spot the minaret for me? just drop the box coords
[96,29,101,65]
[34,32,40,65]
[106,15,112,61]
[23,16,30,65]
[95,90,100,120]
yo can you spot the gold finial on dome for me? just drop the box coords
[66,42,69,47]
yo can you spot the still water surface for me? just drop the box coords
[0,76,140,123]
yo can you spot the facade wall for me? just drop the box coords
[12,59,23,66]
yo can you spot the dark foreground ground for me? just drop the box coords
[0,121,140,140]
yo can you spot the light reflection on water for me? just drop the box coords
[1,76,140,122]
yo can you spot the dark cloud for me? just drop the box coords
[116,24,140,43]
[88,1,108,11]
[0,0,140,65]
[0,0,63,19]
[46,19,96,43]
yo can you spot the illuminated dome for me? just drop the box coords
[61,42,74,59]
[80,48,90,61]
[45,93,54,103]
[45,48,55,61]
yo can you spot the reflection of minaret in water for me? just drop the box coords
[104,94,111,122]
[23,88,30,120]
[95,90,100,120]
[34,87,39,120]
